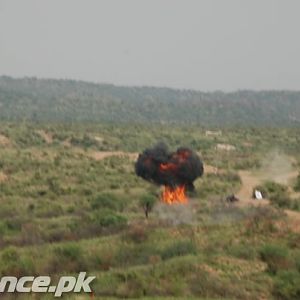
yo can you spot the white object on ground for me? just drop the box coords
[254,190,263,200]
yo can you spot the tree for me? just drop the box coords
[139,194,157,219]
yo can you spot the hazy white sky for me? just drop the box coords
[0,0,299,91]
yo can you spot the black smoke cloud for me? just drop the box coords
[135,143,204,191]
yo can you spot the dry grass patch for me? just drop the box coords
[0,172,8,182]
[0,134,11,146]
[36,130,53,144]
[91,151,138,161]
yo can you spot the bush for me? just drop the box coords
[259,244,290,274]
[273,270,300,300]
[294,174,300,192]
[115,243,159,267]
[0,247,35,276]
[0,221,8,235]
[90,193,125,211]
[35,202,64,218]
[161,240,197,260]
[196,172,241,198]
[261,181,287,198]
[293,251,300,272]
[92,209,127,228]
[54,243,82,260]
[228,243,256,260]
[270,192,293,209]
[115,270,147,298]
[70,134,99,149]
[290,199,300,211]
[255,181,292,209]
[48,243,85,273]
[4,217,23,232]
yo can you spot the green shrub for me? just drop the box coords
[290,199,300,211]
[294,251,300,272]
[47,177,63,195]
[161,240,197,260]
[0,221,8,235]
[35,202,64,218]
[4,217,23,232]
[273,270,300,300]
[0,247,35,276]
[262,181,288,197]
[48,243,85,274]
[115,270,147,298]
[54,243,82,260]
[92,209,127,228]
[70,134,99,149]
[259,244,290,274]
[256,181,293,209]
[270,192,293,209]
[294,174,300,192]
[115,243,160,267]
[228,243,256,260]
[196,172,241,198]
[90,193,125,211]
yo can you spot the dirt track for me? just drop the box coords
[235,152,300,232]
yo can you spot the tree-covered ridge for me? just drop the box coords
[1,76,300,126]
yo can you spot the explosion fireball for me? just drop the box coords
[135,143,204,204]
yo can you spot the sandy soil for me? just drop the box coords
[91,151,138,161]
[0,172,8,182]
[36,130,53,144]
[204,164,218,174]
[0,134,11,146]
[236,170,269,207]
[204,164,226,175]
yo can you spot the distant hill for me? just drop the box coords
[0,76,300,126]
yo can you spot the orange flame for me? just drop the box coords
[161,185,187,205]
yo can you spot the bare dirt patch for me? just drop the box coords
[91,151,138,161]
[0,172,8,182]
[236,170,268,207]
[61,139,71,147]
[204,164,226,175]
[204,164,218,174]
[94,136,104,143]
[0,134,11,146]
[36,130,53,144]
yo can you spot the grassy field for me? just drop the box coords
[0,123,300,299]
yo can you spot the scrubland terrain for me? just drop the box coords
[0,123,300,299]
